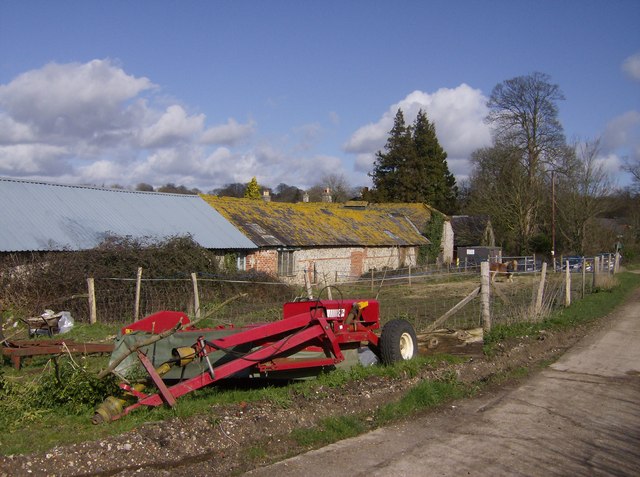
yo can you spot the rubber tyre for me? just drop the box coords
[379,319,418,364]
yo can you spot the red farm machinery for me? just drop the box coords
[93,298,418,424]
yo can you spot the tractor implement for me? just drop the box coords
[93,298,417,424]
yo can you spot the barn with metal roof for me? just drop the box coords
[0,178,256,252]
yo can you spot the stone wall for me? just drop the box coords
[244,246,418,285]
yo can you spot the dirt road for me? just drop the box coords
[246,290,640,476]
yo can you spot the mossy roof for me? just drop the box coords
[365,203,445,231]
[200,196,431,248]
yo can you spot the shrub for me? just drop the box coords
[0,235,294,323]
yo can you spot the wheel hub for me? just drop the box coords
[399,332,414,359]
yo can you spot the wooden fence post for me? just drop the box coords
[533,262,547,317]
[614,252,620,274]
[408,264,412,287]
[564,260,571,307]
[304,268,314,299]
[87,277,97,324]
[371,269,374,292]
[323,273,332,300]
[191,272,201,320]
[480,262,491,332]
[581,257,586,299]
[134,267,143,321]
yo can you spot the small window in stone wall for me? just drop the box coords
[278,250,295,276]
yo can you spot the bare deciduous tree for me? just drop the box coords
[307,173,358,203]
[482,72,567,252]
[466,145,539,253]
[623,156,640,189]
[556,138,611,254]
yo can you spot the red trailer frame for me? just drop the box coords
[96,298,412,423]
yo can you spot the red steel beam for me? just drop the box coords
[116,322,332,417]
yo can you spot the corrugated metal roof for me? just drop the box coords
[201,196,430,248]
[0,178,256,252]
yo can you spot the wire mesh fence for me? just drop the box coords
[4,259,617,335]
[90,277,296,325]
[78,271,487,333]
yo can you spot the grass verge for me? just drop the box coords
[0,354,456,456]
[1,272,638,457]
[484,271,640,355]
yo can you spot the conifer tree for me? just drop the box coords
[369,110,414,202]
[244,177,261,200]
[412,110,457,212]
[369,108,457,212]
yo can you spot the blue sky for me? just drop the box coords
[0,0,638,192]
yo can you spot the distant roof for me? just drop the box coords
[201,196,431,248]
[0,178,256,252]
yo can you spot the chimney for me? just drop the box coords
[303,192,309,203]
[321,188,332,203]
[262,190,271,203]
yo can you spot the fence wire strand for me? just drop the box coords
[3,264,614,335]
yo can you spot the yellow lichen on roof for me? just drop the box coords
[200,195,430,247]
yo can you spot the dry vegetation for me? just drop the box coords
[0,236,294,325]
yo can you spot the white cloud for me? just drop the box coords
[77,159,126,184]
[201,118,255,146]
[602,111,640,157]
[0,144,69,175]
[600,111,640,187]
[622,52,640,82]
[345,84,492,178]
[344,122,387,155]
[0,59,154,141]
[0,114,36,143]
[200,147,236,176]
[204,144,348,190]
[354,153,376,174]
[595,153,623,182]
[0,61,493,192]
[0,59,268,189]
[139,105,204,148]
[127,145,213,186]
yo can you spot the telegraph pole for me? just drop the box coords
[551,170,556,271]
